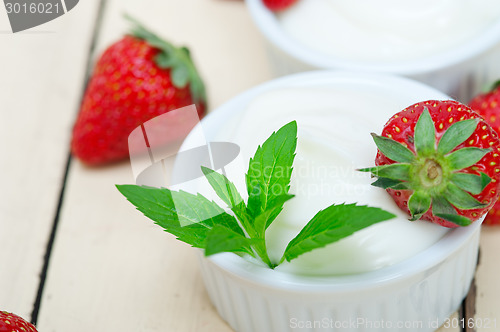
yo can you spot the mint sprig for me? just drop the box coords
[117,121,396,269]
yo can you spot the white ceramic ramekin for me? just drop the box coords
[198,224,479,332]
[245,0,500,102]
[184,71,482,332]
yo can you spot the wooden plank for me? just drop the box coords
[30,1,468,331]
[37,163,234,331]
[36,0,271,330]
[474,227,500,332]
[0,1,101,320]
[464,279,477,332]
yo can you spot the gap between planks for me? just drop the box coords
[461,248,480,332]
[29,0,109,325]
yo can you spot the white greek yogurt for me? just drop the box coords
[278,0,500,62]
[208,85,449,276]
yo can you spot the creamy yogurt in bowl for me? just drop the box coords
[246,0,500,101]
[181,71,481,331]
[210,85,450,276]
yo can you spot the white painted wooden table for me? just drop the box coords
[0,1,498,331]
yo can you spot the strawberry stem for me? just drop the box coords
[124,14,207,105]
[419,159,443,187]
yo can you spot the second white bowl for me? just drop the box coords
[246,0,500,102]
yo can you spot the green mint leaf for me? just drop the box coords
[116,185,243,248]
[414,108,436,156]
[437,118,480,155]
[247,183,262,217]
[253,194,295,235]
[245,120,297,229]
[281,204,395,263]
[205,225,257,257]
[200,166,258,239]
[371,133,415,163]
[201,166,247,215]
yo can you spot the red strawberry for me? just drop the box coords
[0,311,37,332]
[71,18,206,165]
[469,81,500,225]
[360,100,500,228]
[263,0,298,11]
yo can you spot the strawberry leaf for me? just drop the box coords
[445,147,492,170]
[414,108,436,156]
[491,79,500,92]
[371,133,415,163]
[125,15,207,103]
[372,177,413,190]
[444,183,486,210]
[451,172,491,195]
[434,213,473,226]
[281,204,395,263]
[408,191,431,221]
[437,119,480,155]
[371,177,404,189]
[432,196,472,226]
[359,164,411,181]
[171,65,190,88]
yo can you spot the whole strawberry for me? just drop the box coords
[71,17,206,165]
[263,0,298,11]
[360,100,500,228]
[0,311,37,332]
[470,81,500,225]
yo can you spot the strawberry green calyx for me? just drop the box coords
[360,108,492,226]
[486,79,500,93]
[125,15,206,104]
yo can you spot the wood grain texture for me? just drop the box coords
[37,163,233,331]
[36,0,271,330]
[0,0,101,319]
[464,279,477,332]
